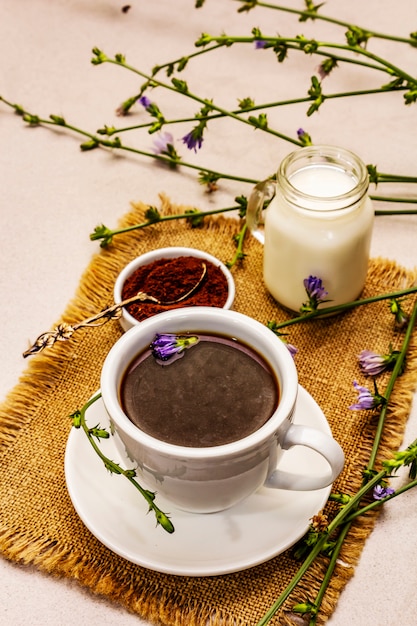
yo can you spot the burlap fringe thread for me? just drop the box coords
[1,196,417,626]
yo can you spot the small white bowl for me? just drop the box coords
[114,246,235,331]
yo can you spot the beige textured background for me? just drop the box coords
[1,1,417,624]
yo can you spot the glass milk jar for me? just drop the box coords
[247,146,374,313]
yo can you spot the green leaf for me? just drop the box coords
[273,42,288,63]
[235,194,248,217]
[145,206,161,222]
[296,35,318,54]
[404,88,417,104]
[22,113,40,125]
[195,32,212,47]
[177,56,189,72]
[185,208,205,227]
[49,114,66,125]
[90,224,113,246]
[366,164,379,184]
[238,97,255,110]
[345,26,371,47]
[70,410,82,428]
[237,0,257,12]
[80,138,99,151]
[248,113,268,129]
[171,78,189,93]
[97,125,116,136]
[91,47,107,65]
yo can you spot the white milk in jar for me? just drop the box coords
[259,146,374,312]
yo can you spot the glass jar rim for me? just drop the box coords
[277,144,369,210]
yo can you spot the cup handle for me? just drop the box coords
[245,179,276,244]
[265,424,345,491]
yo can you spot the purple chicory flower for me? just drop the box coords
[286,343,298,359]
[182,128,204,152]
[349,380,386,411]
[304,276,328,302]
[317,57,338,80]
[297,128,312,146]
[254,39,267,49]
[317,64,327,81]
[358,348,402,377]
[150,333,199,364]
[300,275,330,313]
[358,350,388,377]
[373,484,395,500]
[152,132,174,155]
[282,340,298,359]
[139,95,152,109]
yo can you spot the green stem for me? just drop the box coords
[375,173,417,183]
[3,97,417,208]
[256,471,385,625]
[151,43,225,76]
[75,392,174,533]
[0,96,260,185]
[271,286,417,330]
[118,142,258,182]
[372,196,417,204]
[255,538,326,625]
[368,299,417,468]
[279,42,389,74]
[227,222,249,268]
[302,298,417,623]
[375,207,417,213]
[101,55,303,146]
[308,523,351,625]
[257,297,417,623]
[199,35,417,85]
[233,1,417,46]
[108,85,407,136]
[344,476,417,523]
[91,205,242,244]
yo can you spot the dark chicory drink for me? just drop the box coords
[119,332,279,447]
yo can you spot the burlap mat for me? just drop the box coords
[1,196,417,626]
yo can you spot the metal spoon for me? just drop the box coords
[23,263,207,357]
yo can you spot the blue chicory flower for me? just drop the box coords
[139,95,152,109]
[182,128,204,152]
[297,128,312,146]
[349,380,386,411]
[150,333,199,363]
[358,347,403,377]
[358,350,388,377]
[373,484,395,500]
[286,343,298,359]
[281,339,298,359]
[304,276,328,302]
[152,131,175,155]
[300,275,330,313]
[317,57,338,80]
[317,64,327,81]
[254,39,267,49]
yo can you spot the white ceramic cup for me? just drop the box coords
[101,307,344,513]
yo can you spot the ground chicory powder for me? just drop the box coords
[121,255,229,321]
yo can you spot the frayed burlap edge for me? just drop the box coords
[1,195,417,626]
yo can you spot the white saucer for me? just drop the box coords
[65,386,332,577]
